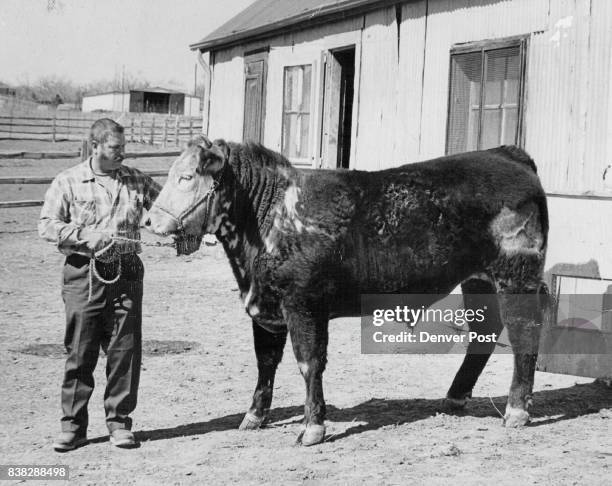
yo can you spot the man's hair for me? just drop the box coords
[89,118,124,145]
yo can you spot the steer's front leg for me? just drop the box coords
[285,306,329,446]
[240,320,287,430]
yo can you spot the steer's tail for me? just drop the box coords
[492,145,538,174]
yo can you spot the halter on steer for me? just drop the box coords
[153,174,222,236]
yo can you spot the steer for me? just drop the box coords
[146,137,549,446]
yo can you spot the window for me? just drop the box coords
[446,38,526,155]
[282,65,312,161]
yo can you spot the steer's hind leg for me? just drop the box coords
[493,253,548,427]
[285,309,328,446]
[240,321,287,430]
[446,275,503,409]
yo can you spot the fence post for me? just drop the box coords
[149,118,155,145]
[139,119,144,143]
[189,119,193,140]
[52,113,57,142]
[65,111,70,141]
[130,118,135,143]
[174,116,179,146]
[80,139,89,161]
[163,118,168,147]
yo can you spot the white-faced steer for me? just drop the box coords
[146,136,549,446]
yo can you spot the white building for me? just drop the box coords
[82,88,201,115]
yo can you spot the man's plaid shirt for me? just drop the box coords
[39,158,161,257]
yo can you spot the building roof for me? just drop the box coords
[83,90,128,97]
[84,87,194,98]
[190,0,399,52]
[135,86,184,94]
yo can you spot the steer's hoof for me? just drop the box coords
[445,396,468,410]
[504,406,530,428]
[297,424,326,446]
[239,412,266,430]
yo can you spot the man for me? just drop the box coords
[39,118,160,451]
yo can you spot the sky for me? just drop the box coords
[0,0,256,91]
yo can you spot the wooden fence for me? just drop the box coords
[0,142,177,208]
[0,112,203,145]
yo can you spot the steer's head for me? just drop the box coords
[146,136,230,255]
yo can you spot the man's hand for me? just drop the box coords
[77,228,113,252]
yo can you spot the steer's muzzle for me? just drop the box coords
[145,205,179,236]
[173,234,203,256]
[145,207,203,256]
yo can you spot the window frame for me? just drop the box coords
[550,274,612,333]
[445,35,528,155]
[281,63,314,165]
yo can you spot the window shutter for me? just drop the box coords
[282,65,312,160]
[447,52,482,154]
[481,47,521,149]
[243,53,267,144]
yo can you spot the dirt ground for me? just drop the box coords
[0,142,611,485]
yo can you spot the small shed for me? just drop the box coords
[82,88,200,115]
[128,87,199,115]
[82,91,132,113]
[0,82,16,97]
[192,0,612,379]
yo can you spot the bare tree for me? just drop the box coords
[11,71,156,107]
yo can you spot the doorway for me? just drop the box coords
[320,47,355,169]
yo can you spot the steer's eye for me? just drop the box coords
[179,174,193,182]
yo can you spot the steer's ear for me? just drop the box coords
[189,134,213,149]
[197,138,229,175]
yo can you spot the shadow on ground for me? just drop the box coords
[132,381,612,444]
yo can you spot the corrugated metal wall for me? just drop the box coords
[416,0,548,161]
[527,0,612,194]
[352,7,400,170]
[183,96,201,117]
[205,0,612,275]
[207,0,611,192]
[209,46,247,141]
[82,93,129,113]
[585,0,612,193]
[547,196,612,277]
[395,1,427,162]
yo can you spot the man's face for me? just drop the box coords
[93,133,125,172]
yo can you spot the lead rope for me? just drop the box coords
[85,235,179,301]
[87,239,122,302]
[86,234,153,302]
[84,230,194,302]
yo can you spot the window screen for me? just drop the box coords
[447,41,525,155]
[282,65,312,160]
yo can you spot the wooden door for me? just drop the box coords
[168,93,184,115]
[320,52,342,168]
[243,51,268,143]
[319,47,355,169]
[129,90,144,113]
